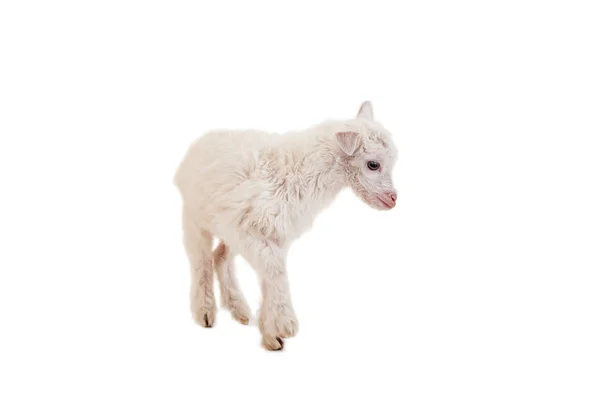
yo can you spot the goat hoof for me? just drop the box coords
[262,336,285,351]
[229,305,252,326]
[194,310,215,328]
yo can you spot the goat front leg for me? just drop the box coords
[246,240,298,350]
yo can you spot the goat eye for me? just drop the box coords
[367,161,380,171]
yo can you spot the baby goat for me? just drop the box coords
[174,101,398,350]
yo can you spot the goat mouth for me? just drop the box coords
[375,195,395,209]
[360,193,393,210]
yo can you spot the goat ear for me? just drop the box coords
[335,131,360,155]
[357,101,373,120]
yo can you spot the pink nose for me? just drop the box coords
[390,193,397,204]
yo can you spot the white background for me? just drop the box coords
[1,1,599,399]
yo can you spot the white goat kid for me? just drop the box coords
[174,101,398,350]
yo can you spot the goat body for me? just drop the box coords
[174,101,398,350]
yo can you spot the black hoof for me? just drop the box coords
[275,337,284,350]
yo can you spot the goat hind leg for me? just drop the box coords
[214,241,252,325]
[182,208,216,327]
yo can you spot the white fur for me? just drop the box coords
[174,102,398,350]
